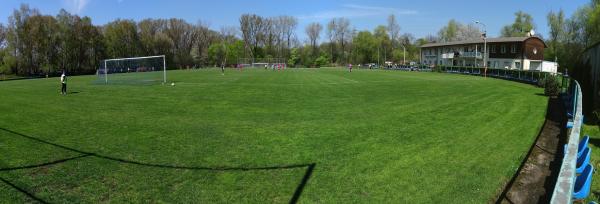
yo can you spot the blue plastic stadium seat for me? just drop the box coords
[567,120,574,128]
[573,164,594,200]
[578,135,590,158]
[576,147,591,174]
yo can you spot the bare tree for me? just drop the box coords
[457,23,481,41]
[437,19,480,42]
[271,16,287,57]
[220,26,238,43]
[0,23,5,48]
[425,34,438,43]
[138,19,168,56]
[279,16,297,51]
[327,19,337,62]
[400,33,415,46]
[239,14,264,58]
[305,22,322,55]
[387,15,400,48]
[193,20,213,66]
[334,18,351,63]
[165,18,196,68]
[263,17,278,56]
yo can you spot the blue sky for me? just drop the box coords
[0,0,590,42]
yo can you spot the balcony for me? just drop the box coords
[458,52,483,59]
[441,52,485,59]
[442,53,454,59]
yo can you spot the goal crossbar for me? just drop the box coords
[104,55,166,62]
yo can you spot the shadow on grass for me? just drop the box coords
[0,177,49,204]
[588,137,600,148]
[0,127,316,203]
[495,97,566,203]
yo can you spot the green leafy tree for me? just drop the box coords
[226,40,245,66]
[314,53,329,67]
[501,11,536,37]
[352,31,377,64]
[374,25,391,63]
[438,20,459,42]
[547,9,566,61]
[103,19,141,58]
[207,42,226,66]
[587,3,600,44]
[288,48,300,67]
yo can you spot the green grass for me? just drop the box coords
[581,124,600,202]
[0,68,548,203]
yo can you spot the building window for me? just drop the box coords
[490,45,496,53]
[501,45,506,53]
[504,61,511,69]
[515,62,521,69]
[511,44,516,53]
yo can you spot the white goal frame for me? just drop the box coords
[102,55,166,84]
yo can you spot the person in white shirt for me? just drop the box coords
[60,71,67,95]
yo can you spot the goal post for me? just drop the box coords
[99,55,166,85]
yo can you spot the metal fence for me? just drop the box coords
[436,66,555,84]
[550,80,583,204]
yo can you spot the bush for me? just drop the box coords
[314,55,329,67]
[544,75,560,96]
[537,77,546,88]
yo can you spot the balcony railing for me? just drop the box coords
[460,51,483,58]
[442,53,454,59]
[440,52,484,59]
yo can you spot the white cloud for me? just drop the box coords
[298,4,417,20]
[63,0,90,14]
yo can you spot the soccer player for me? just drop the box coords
[60,71,67,95]
[221,64,225,75]
[349,64,353,72]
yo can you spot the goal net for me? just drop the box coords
[97,55,166,85]
[237,58,287,69]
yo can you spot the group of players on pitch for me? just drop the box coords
[218,63,355,74]
[219,63,287,75]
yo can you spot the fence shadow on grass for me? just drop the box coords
[0,177,49,204]
[587,137,600,148]
[0,127,316,203]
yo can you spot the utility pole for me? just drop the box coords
[400,44,406,65]
[476,20,487,77]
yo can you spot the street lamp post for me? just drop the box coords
[476,21,487,77]
[400,44,406,65]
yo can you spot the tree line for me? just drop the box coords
[0,2,599,77]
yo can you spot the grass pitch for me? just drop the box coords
[0,68,547,203]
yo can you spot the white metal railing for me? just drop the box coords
[440,52,486,59]
[459,51,483,58]
[550,80,583,204]
[442,53,454,59]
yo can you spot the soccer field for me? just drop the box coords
[0,68,547,203]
